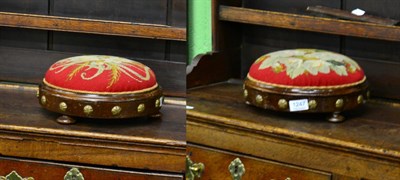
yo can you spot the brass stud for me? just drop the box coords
[59,102,67,111]
[155,99,161,108]
[278,99,288,109]
[111,106,122,115]
[243,89,248,98]
[335,99,344,109]
[137,104,145,113]
[357,95,364,104]
[255,95,263,104]
[41,95,47,105]
[308,100,317,109]
[83,105,93,115]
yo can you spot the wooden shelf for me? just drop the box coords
[219,5,400,42]
[188,80,400,160]
[0,84,186,172]
[0,12,186,41]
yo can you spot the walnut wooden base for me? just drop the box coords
[244,79,369,122]
[38,83,163,121]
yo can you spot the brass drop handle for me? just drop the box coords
[229,158,245,180]
[186,156,205,180]
[64,168,84,180]
[0,171,34,180]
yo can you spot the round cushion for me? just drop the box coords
[39,55,163,120]
[44,55,158,93]
[247,49,366,88]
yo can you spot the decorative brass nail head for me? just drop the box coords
[335,99,344,108]
[255,94,263,104]
[59,102,67,112]
[41,95,47,105]
[83,105,93,115]
[357,95,364,104]
[138,104,145,113]
[111,106,122,115]
[278,99,288,109]
[155,99,161,108]
[243,89,248,98]
[308,100,317,109]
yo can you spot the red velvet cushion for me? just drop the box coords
[44,55,157,93]
[247,49,365,88]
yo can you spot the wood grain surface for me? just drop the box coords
[0,12,186,41]
[0,84,186,172]
[0,156,182,180]
[188,145,331,180]
[187,80,400,179]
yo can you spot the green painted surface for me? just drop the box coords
[188,0,212,64]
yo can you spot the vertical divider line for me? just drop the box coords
[47,0,54,50]
[165,0,173,61]
[339,0,346,54]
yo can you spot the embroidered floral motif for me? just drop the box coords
[49,55,151,88]
[257,49,360,79]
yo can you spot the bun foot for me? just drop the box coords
[328,112,345,123]
[56,115,76,124]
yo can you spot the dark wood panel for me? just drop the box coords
[0,1,48,50]
[343,37,400,63]
[168,41,187,63]
[0,0,48,14]
[344,0,400,20]
[170,0,187,27]
[356,58,400,99]
[52,32,166,60]
[343,1,400,63]
[243,0,340,15]
[53,0,167,24]
[0,157,182,180]
[188,145,331,180]
[0,46,186,97]
[0,27,47,50]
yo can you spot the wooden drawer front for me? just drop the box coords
[188,145,331,180]
[0,156,182,180]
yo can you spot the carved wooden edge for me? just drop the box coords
[219,5,400,42]
[0,12,186,41]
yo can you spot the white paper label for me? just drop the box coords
[289,99,309,112]
[351,8,365,16]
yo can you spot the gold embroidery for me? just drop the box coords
[50,55,152,88]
